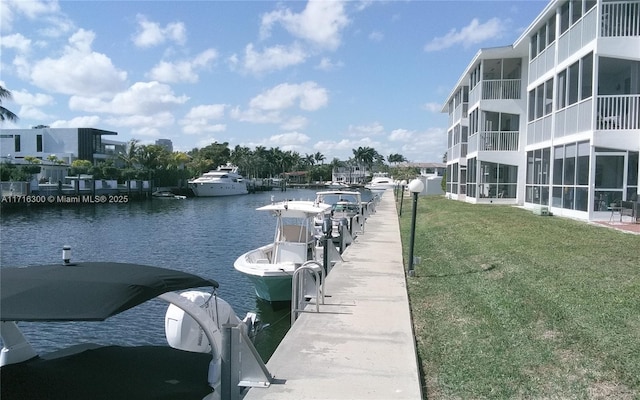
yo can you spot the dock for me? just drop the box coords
[244,190,423,400]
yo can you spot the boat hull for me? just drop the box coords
[241,273,293,302]
[189,182,248,197]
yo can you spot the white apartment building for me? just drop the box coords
[442,0,639,221]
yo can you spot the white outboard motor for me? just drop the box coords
[164,291,240,354]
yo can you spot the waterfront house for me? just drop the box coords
[331,164,368,185]
[0,126,125,166]
[442,0,639,221]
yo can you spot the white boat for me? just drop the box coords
[364,174,397,192]
[0,259,271,400]
[315,190,366,241]
[315,190,363,219]
[234,200,332,302]
[152,190,186,199]
[324,181,350,189]
[188,163,248,197]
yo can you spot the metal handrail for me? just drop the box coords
[291,260,325,324]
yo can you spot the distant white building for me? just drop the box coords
[331,165,368,185]
[0,126,123,165]
[442,0,639,221]
[397,162,446,178]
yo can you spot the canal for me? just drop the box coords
[0,188,341,361]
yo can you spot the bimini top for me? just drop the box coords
[256,200,332,219]
[0,262,218,322]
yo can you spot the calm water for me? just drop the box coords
[0,188,338,360]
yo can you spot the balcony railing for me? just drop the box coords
[449,142,468,160]
[601,1,640,37]
[479,131,519,151]
[481,79,521,100]
[596,95,640,130]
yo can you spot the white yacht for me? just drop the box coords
[234,200,332,302]
[188,163,248,197]
[364,174,397,192]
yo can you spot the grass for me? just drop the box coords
[398,196,640,400]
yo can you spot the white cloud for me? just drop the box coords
[313,137,383,160]
[12,89,54,107]
[1,33,32,53]
[260,0,350,51]
[424,18,505,52]
[315,57,343,71]
[184,104,226,120]
[147,49,218,83]
[50,115,101,128]
[242,43,307,75]
[229,106,282,124]
[267,132,310,146]
[69,81,189,115]
[132,14,187,48]
[180,104,227,135]
[389,128,414,141]
[1,0,61,32]
[280,115,308,130]
[422,102,442,113]
[368,31,384,42]
[249,82,328,112]
[30,29,128,98]
[347,122,384,137]
[11,88,55,121]
[18,105,54,120]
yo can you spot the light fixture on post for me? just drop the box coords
[407,178,425,277]
[399,180,407,216]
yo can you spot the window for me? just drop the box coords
[528,90,536,121]
[564,143,576,185]
[529,78,554,121]
[545,78,554,114]
[568,61,579,105]
[536,85,544,119]
[478,161,517,199]
[577,142,590,185]
[557,70,567,109]
[560,1,570,34]
[553,141,591,211]
[553,146,564,184]
[581,52,593,100]
[571,0,582,24]
[36,134,43,152]
[14,135,20,152]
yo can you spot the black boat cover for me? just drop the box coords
[0,262,218,322]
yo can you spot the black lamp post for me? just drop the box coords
[407,178,425,277]
[398,179,407,216]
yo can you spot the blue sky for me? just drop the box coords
[0,0,547,162]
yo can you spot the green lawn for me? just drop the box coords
[399,196,640,400]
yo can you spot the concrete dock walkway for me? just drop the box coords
[244,190,423,400]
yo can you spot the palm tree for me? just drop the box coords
[304,153,315,167]
[119,139,140,168]
[388,153,407,166]
[0,85,19,123]
[314,152,325,165]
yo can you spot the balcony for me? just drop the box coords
[601,1,640,37]
[470,79,521,103]
[478,131,520,152]
[448,142,468,161]
[596,95,640,130]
